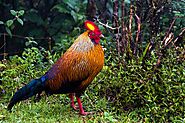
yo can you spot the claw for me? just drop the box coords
[79,111,93,116]
[71,103,79,111]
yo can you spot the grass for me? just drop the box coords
[1,79,184,122]
[2,87,183,123]
[0,82,162,123]
[1,93,122,122]
[0,47,184,122]
[0,67,185,122]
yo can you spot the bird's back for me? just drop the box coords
[44,31,104,94]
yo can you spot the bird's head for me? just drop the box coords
[84,20,104,44]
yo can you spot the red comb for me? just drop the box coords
[84,20,100,32]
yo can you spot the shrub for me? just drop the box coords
[92,44,185,122]
[0,46,54,98]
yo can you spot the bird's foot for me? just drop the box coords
[79,111,93,116]
[71,104,79,111]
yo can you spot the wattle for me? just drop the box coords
[91,36,100,44]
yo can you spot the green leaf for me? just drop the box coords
[140,42,151,63]
[52,3,71,14]
[6,20,13,27]
[63,0,79,11]
[71,10,77,22]
[25,41,37,46]
[0,114,5,119]
[25,11,44,26]
[18,10,25,16]
[17,18,23,25]
[10,10,17,16]
[0,21,4,24]
[0,63,6,68]
[5,27,12,37]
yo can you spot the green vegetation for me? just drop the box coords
[0,39,184,122]
[0,0,185,122]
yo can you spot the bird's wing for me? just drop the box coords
[44,51,92,92]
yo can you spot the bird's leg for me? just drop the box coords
[69,93,78,110]
[76,96,91,115]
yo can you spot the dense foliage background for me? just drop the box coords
[0,0,184,122]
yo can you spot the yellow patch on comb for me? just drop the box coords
[86,23,95,31]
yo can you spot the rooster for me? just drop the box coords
[7,20,104,115]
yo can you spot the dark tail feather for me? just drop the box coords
[7,77,46,111]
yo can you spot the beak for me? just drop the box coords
[99,34,104,38]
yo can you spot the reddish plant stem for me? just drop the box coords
[121,0,126,54]
[134,14,141,55]
[154,17,178,70]
[161,17,177,46]
[127,4,134,58]
[113,0,120,58]
[173,28,185,44]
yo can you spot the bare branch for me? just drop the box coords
[121,0,126,55]
[161,17,177,45]
[112,0,121,58]
[162,32,174,48]
[128,5,134,34]
[174,28,185,44]
[95,18,119,30]
[0,42,6,50]
[126,4,134,58]
[3,33,6,59]
[0,33,50,40]
[134,13,141,55]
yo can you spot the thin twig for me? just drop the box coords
[3,33,6,59]
[134,13,141,55]
[154,17,179,72]
[113,0,121,58]
[0,33,49,40]
[174,28,185,44]
[128,5,134,34]
[127,4,134,58]
[162,32,174,48]
[161,17,177,45]
[95,18,119,30]
[0,51,21,56]
[121,0,126,55]
[155,17,177,67]
[0,43,6,50]
[0,33,52,57]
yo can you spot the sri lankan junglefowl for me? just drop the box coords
[7,20,104,115]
